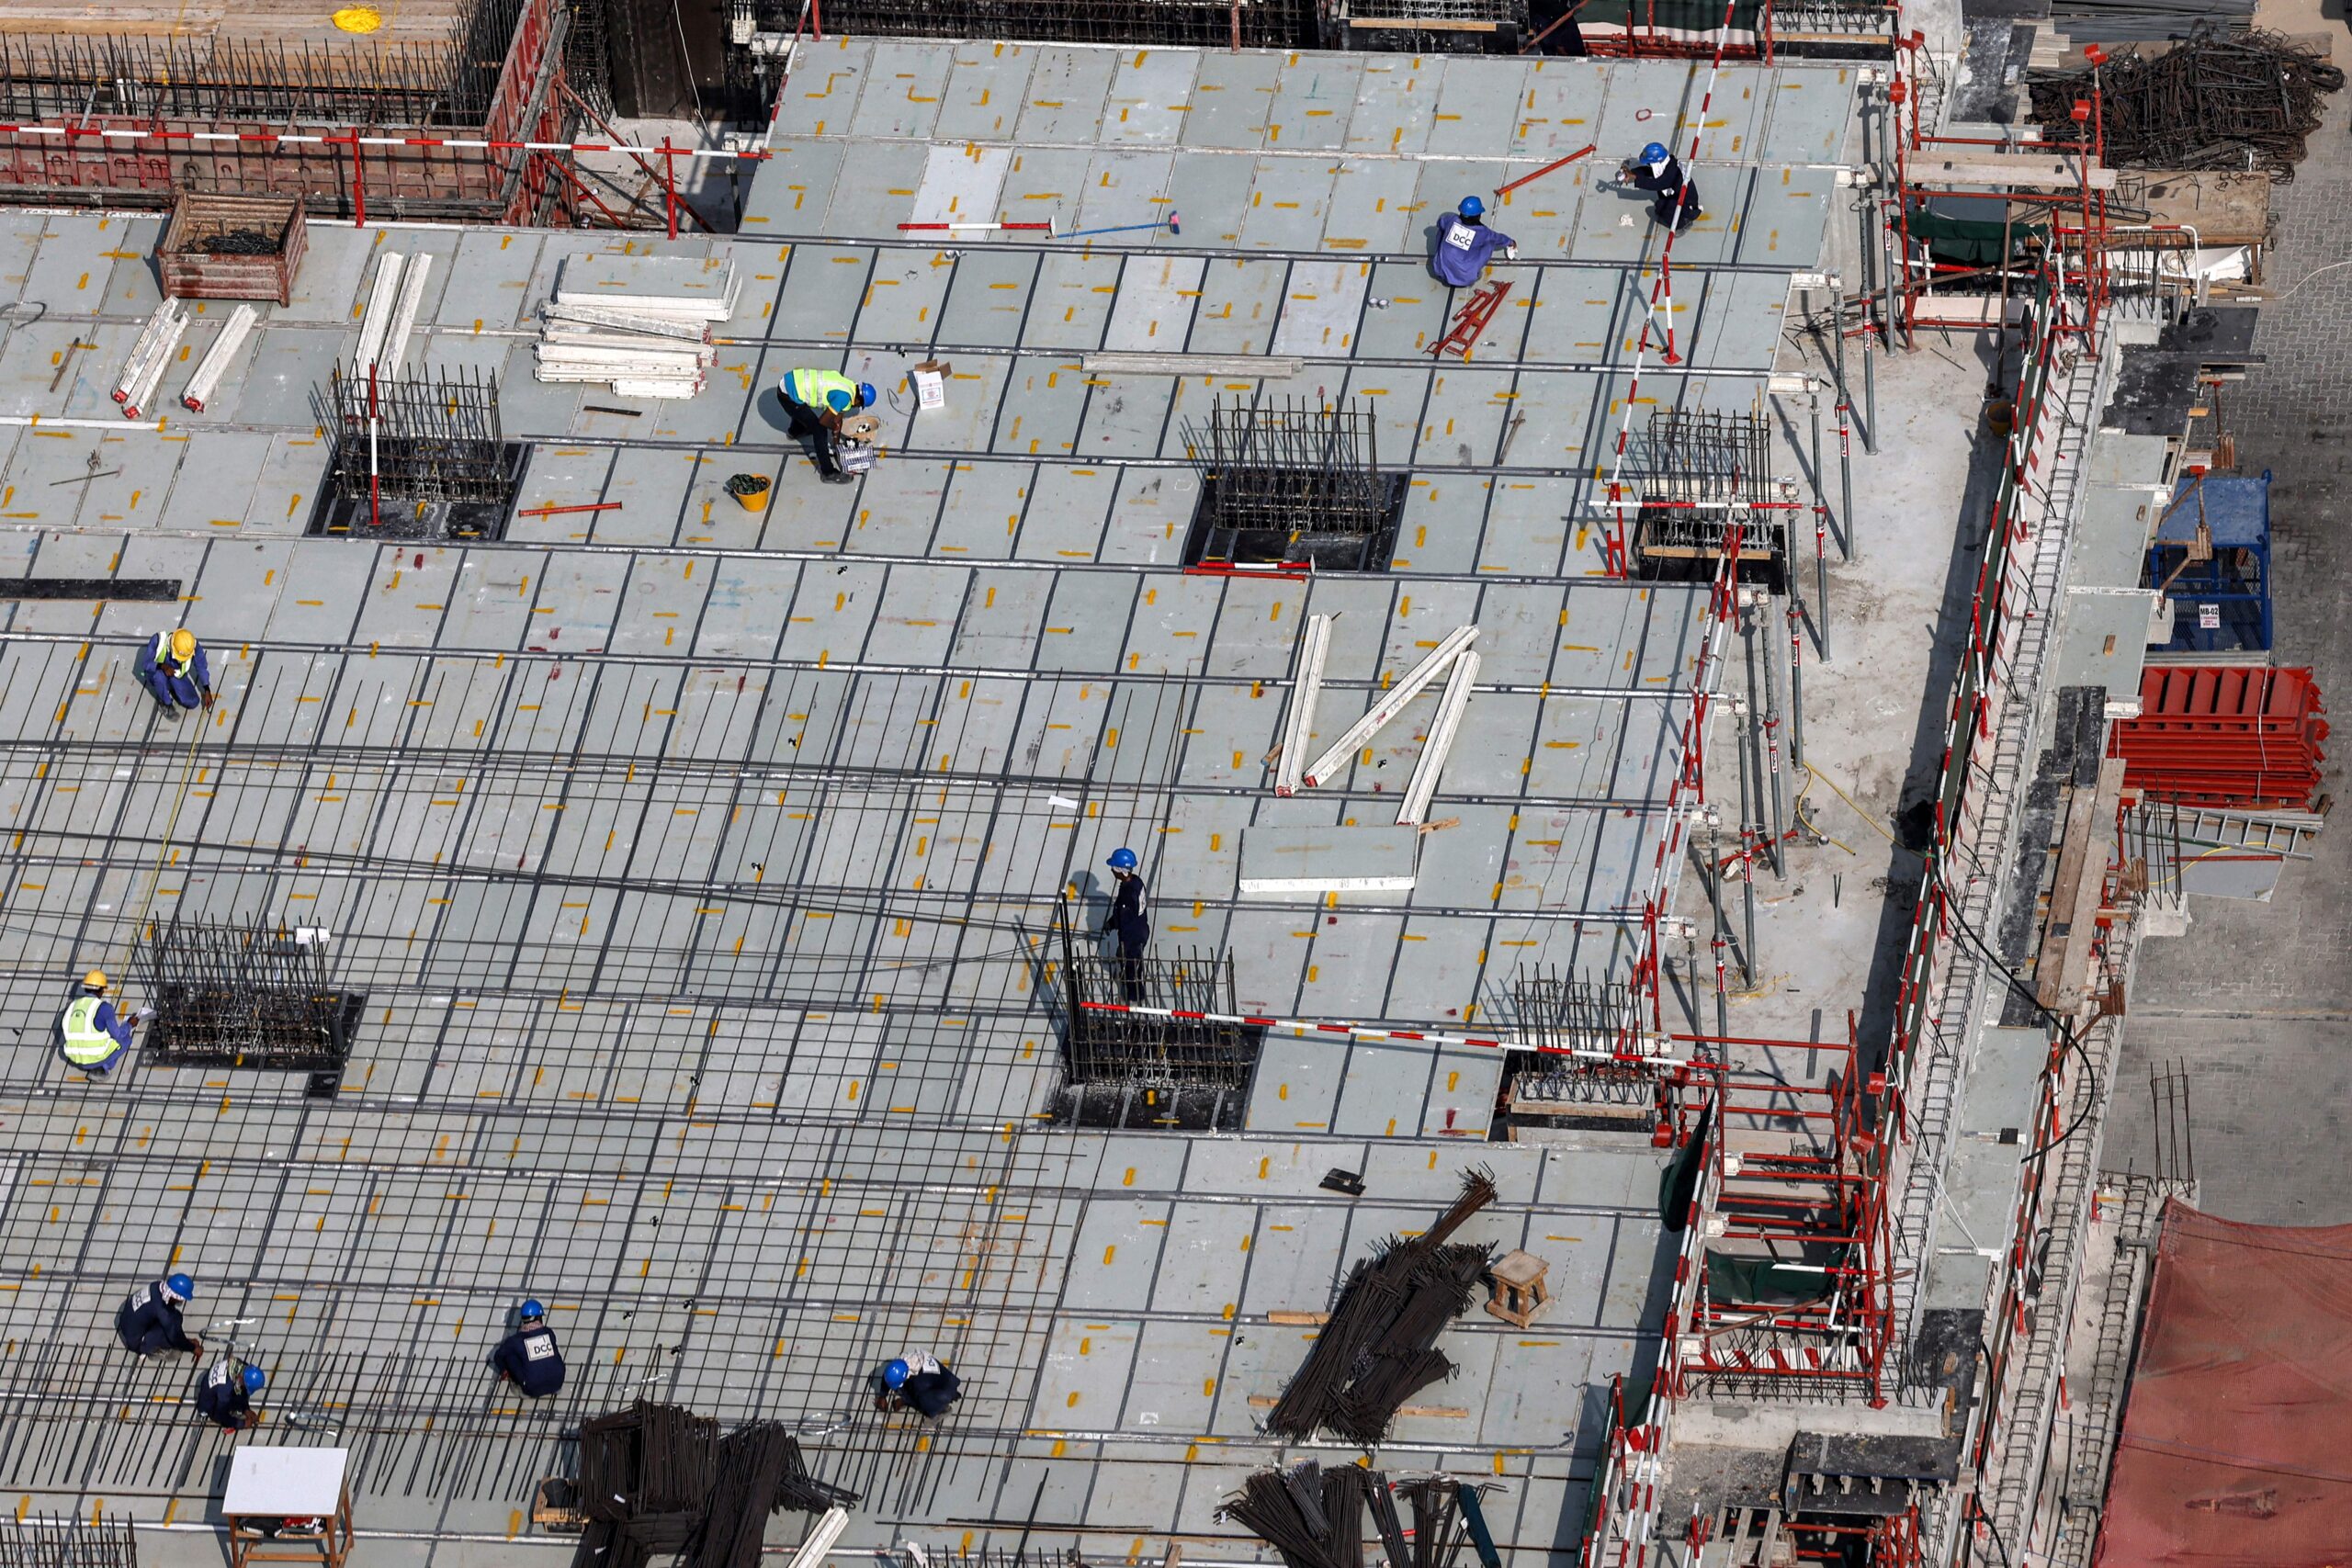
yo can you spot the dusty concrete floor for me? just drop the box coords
[2103,17,2352,1224]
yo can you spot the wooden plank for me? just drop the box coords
[1917,154,2119,192]
[1265,1310,1329,1325]
[2038,758,2128,1010]
[1344,16,1505,28]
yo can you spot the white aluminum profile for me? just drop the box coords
[785,1508,849,1568]
[120,305,188,420]
[379,253,434,375]
[1274,613,1331,796]
[1396,649,1478,826]
[1301,624,1480,788]
[112,299,187,404]
[181,304,257,412]
[350,252,405,375]
[542,301,710,342]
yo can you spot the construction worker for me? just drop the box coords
[1102,847,1150,1003]
[878,1351,961,1419]
[194,1358,264,1432]
[55,969,152,1077]
[1430,197,1519,289]
[491,1299,565,1398]
[133,627,212,714]
[117,1273,204,1359]
[1618,142,1702,233]
[777,368,878,485]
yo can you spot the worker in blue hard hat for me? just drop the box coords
[491,1298,566,1399]
[777,367,880,485]
[117,1272,204,1360]
[876,1350,961,1419]
[132,627,214,715]
[55,967,153,1077]
[1430,195,1519,290]
[1102,847,1150,1003]
[194,1357,265,1431]
[1617,141,1702,233]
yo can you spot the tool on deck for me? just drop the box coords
[1430,280,1511,360]
[1060,210,1182,239]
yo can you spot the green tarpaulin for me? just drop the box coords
[1904,205,2049,268]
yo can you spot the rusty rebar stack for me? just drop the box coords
[2030,27,2345,181]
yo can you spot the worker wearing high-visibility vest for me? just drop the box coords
[133,628,213,715]
[776,369,877,485]
[55,969,152,1077]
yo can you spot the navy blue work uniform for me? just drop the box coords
[1627,154,1702,232]
[132,634,210,711]
[1104,872,1149,1001]
[1431,214,1517,288]
[492,1322,566,1397]
[194,1360,254,1430]
[116,1280,197,1357]
[903,1362,962,1419]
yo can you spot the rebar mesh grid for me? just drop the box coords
[0,34,481,128]
[1188,399,1388,538]
[1338,0,1527,22]
[766,0,1313,48]
[1624,409,1778,511]
[325,367,513,506]
[1499,968,1653,1111]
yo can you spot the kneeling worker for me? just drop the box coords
[778,368,878,485]
[56,969,152,1077]
[879,1351,962,1419]
[134,628,213,715]
[492,1298,566,1398]
[195,1359,265,1432]
[118,1272,203,1359]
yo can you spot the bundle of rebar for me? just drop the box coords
[2029,27,2344,180]
[1223,1463,1376,1568]
[1395,1479,1471,1568]
[1264,1168,1498,1442]
[571,1402,860,1568]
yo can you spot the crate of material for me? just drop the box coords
[158,194,307,307]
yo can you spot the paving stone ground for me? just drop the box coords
[2104,70,2352,1224]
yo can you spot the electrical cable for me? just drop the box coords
[1932,866,2098,1167]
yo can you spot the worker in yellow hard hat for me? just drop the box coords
[55,968,153,1077]
[133,627,212,715]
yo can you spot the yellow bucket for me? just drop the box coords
[727,474,772,512]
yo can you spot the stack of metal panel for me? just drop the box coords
[535,253,734,398]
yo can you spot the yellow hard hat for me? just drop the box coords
[168,628,197,662]
[82,969,107,991]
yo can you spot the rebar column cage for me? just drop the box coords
[770,0,1315,47]
[1056,908,1261,1132]
[1500,967,1655,1115]
[1669,1030,1894,1405]
[134,916,360,1086]
[1624,409,1791,587]
[1182,397,1404,572]
[326,367,516,506]
[0,1517,138,1568]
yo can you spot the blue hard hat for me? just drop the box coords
[520,1299,546,1322]
[165,1273,194,1301]
[1105,847,1139,872]
[1641,142,1670,164]
[856,382,878,408]
[1457,195,1485,219]
[242,1364,266,1393]
[883,1358,910,1390]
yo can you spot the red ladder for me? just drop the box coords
[1430,279,1511,360]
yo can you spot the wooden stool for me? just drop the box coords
[1485,1249,1551,1327]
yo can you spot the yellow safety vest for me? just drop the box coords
[784,368,859,412]
[59,995,117,1066]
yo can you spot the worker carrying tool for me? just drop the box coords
[194,1358,265,1432]
[1430,197,1519,288]
[1102,847,1150,1002]
[491,1299,566,1398]
[777,368,879,485]
[877,1351,962,1419]
[55,968,153,1077]
[1617,142,1702,232]
[133,628,213,714]
[117,1273,204,1359]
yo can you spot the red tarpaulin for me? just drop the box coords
[2095,1202,2352,1566]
